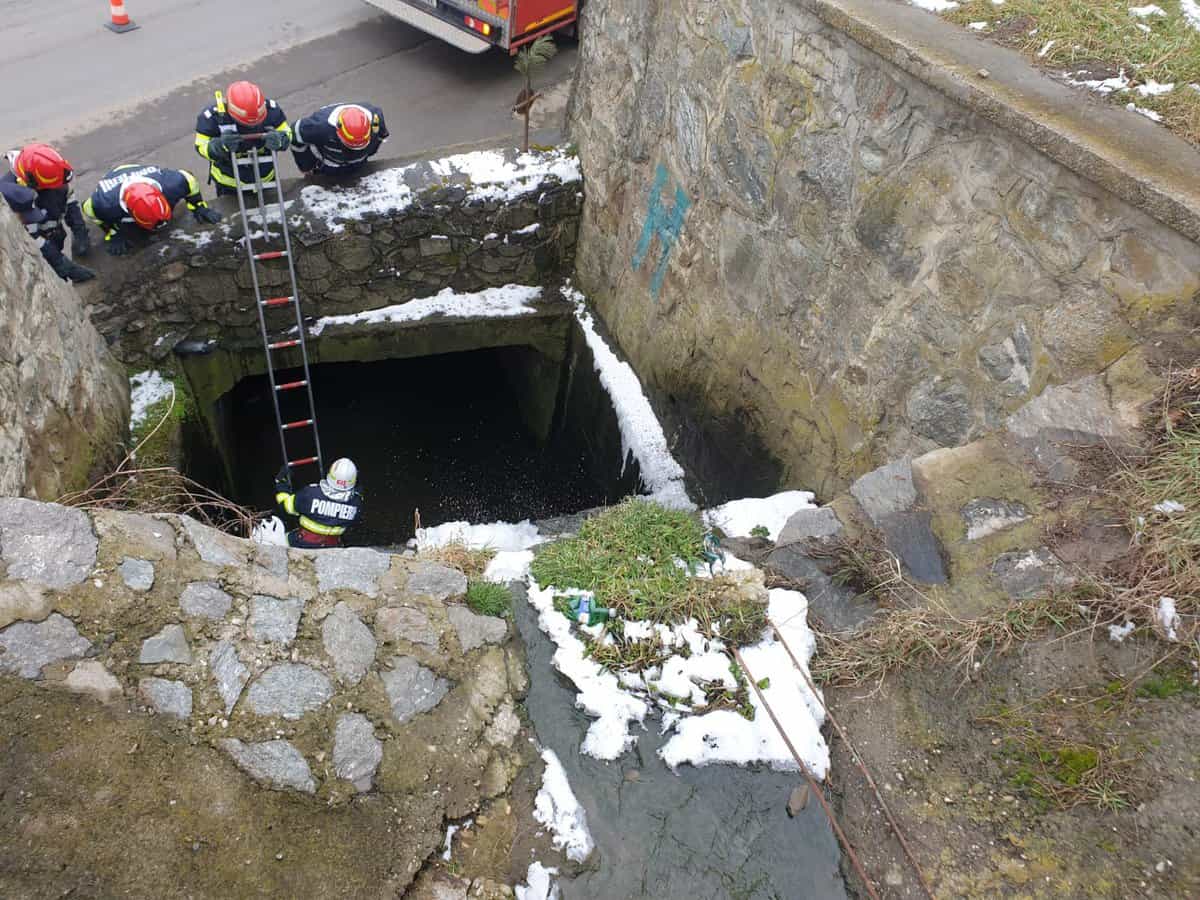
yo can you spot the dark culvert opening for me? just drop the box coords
[184,339,639,547]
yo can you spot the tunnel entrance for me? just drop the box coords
[182,333,639,547]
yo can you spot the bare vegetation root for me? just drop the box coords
[57,390,258,537]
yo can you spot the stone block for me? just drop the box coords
[248,595,304,646]
[406,562,467,603]
[777,508,843,546]
[247,664,333,720]
[962,499,1030,542]
[0,613,92,678]
[333,713,383,792]
[179,516,245,567]
[119,557,155,592]
[138,624,192,665]
[210,640,249,714]
[322,602,377,685]
[221,739,316,794]
[180,581,233,620]
[375,606,440,648]
[992,548,1075,599]
[1007,375,1139,445]
[64,660,123,703]
[139,677,192,719]
[849,459,916,524]
[381,656,450,724]
[0,499,97,589]
[0,580,53,630]
[316,548,391,598]
[447,605,507,652]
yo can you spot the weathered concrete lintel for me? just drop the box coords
[805,0,1200,243]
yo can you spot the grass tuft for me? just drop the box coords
[531,498,770,671]
[466,580,512,617]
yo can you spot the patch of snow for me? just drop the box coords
[1157,597,1180,641]
[564,285,693,510]
[658,589,829,778]
[1066,68,1131,95]
[968,21,989,30]
[527,581,649,760]
[441,823,461,861]
[533,749,595,863]
[513,222,541,235]
[416,519,541,552]
[309,284,541,336]
[1183,0,1200,31]
[703,491,817,541]
[1153,499,1186,514]
[483,232,499,240]
[167,230,215,249]
[252,516,288,547]
[300,147,579,235]
[907,0,959,11]
[1136,22,1153,31]
[1108,621,1136,643]
[1137,80,1175,96]
[1037,40,1057,58]
[516,862,560,900]
[484,549,536,582]
[1129,4,1166,17]
[1126,102,1164,121]
[129,370,174,430]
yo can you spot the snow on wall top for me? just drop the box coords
[299,147,582,235]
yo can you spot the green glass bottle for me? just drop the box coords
[564,593,610,626]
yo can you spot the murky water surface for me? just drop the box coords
[513,584,847,900]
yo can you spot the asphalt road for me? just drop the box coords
[0,0,576,185]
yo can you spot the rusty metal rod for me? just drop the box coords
[769,617,936,900]
[732,646,881,900]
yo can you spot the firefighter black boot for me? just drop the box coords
[49,253,96,283]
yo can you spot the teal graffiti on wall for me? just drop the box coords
[632,163,691,298]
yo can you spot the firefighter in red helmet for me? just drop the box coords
[291,102,389,175]
[194,81,292,195]
[1,143,95,282]
[83,163,222,255]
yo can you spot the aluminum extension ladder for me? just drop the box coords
[230,140,325,488]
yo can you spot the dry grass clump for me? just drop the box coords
[419,540,497,579]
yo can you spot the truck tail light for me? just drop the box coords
[464,16,492,36]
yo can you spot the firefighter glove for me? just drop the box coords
[104,231,130,256]
[192,205,222,225]
[71,224,92,257]
[263,131,290,152]
[274,465,291,490]
[206,137,232,162]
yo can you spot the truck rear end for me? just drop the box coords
[361,0,577,54]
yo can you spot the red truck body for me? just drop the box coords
[360,0,577,54]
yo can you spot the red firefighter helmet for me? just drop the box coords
[226,81,268,127]
[336,106,373,150]
[13,143,72,189]
[122,181,172,231]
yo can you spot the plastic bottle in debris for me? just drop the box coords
[563,592,611,626]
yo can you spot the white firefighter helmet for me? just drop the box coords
[321,458,358,495]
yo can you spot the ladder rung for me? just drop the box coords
[287,456,319,468]
[255,250,288,261]
[275,380,308,392]
[262,295,294,308]
[282,419,314,431]
[268,339,301,351]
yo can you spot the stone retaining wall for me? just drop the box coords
[82,149,583,363]
[569,0,1200,498]
[0,207,129,499]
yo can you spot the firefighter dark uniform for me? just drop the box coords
[83,164,222,254]
[194,86,291,195]
[2,146,94,282]
[274,461,363,549]
[291,103,389,175]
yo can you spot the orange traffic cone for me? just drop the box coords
[105,0,139,33]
